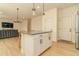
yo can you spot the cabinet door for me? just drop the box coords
[39,34,45,54]
[43,33,52,50]
[47,33,52,47]
[34,33,52,55]
[43,33,49,49]
[34,35,41,55]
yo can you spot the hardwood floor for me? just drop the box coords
[0,37,21,56]
[0,37,79,56]
[42,41,79,56]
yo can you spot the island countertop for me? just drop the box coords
[21,30,52,35]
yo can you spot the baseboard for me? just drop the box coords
[57,39,74,44]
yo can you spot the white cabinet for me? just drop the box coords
[34,33,52,55]
[33,35,41,55]
[43,33,52,49]
[21,32,52,56]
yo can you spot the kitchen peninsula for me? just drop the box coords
[21,31,52,56]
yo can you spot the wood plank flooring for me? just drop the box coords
[42,41,79,56]
[0,37,21,56]
[0,37,79,56]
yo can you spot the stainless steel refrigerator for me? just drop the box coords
[75,11,79,49]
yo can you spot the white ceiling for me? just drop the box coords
[0,3,78,19]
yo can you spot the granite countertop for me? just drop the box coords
[21,30,52,35]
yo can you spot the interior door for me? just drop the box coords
[60,16,72,41]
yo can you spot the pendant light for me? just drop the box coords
[14,8,22,23]
[32,3,36,16]
[37,5,40,9]
[43,1,45,15]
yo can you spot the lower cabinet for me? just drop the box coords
[39,33,52,54]
[21,32,52,56]
[34,35,41,55]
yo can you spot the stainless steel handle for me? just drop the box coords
[49,36,51,40]
[40,35,42,37]
[40,39,42,44]
[69,28,72,32]
[76,32,79,33]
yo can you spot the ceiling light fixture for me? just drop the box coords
[43,0,45,15]
[37,5,40,9]
[22,14,25,20]
[14,8,22,23]
[32,11,36,15]
[32,3,36,16]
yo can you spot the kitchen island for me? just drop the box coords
[21,31,52,56]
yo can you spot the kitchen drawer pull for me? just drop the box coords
[49,36,51,40]
[40,35,42,37]
[40,39,42,44]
